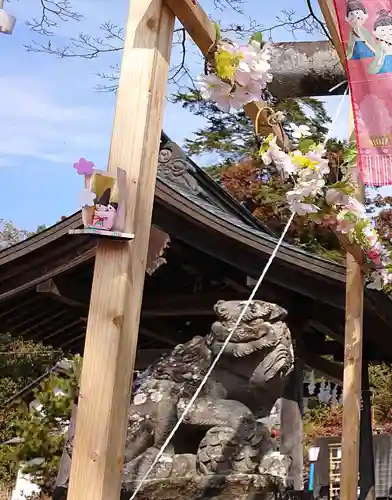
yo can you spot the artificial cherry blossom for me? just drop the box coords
[198,38,273,111]
[289,124,311,139]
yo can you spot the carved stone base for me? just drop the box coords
[54,473,287,500]
[122,473,285,500]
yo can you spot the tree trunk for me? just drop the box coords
[269,41,345,99]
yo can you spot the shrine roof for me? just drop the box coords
[1,133,392,365]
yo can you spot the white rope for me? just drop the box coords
[323,86,349,147]
[329,80,347,93]
[128,88,349,500]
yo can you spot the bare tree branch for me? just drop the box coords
[21,0,331,93]
[25,21,124,58]
[25,0,82,36]
[305,0,333,42]
[212,0,246,14]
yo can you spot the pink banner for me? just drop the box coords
[333,0,392,186]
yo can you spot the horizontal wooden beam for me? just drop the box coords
[297,345,343,385]
[36,279,88,309]
[139,327,177,346]
[307,340,343,356]
[143,292,237,316]
[164,0,289,149]
[309,319,344,342]
[0,247,96,303]
[42,319,85,343]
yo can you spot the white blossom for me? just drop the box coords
[289,123,311,139]
[234,44,272,95]
[262,137,297,177]
[326,188,350,206]
[344,197,366,218]
[367,271,386,290]
[275,111,286,122]
[336,211,356,234]
[289,200,320,216]
[196,74,232,110]
[198,40,273,110]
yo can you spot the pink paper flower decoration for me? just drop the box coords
[74,158,95,175]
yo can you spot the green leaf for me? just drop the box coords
[342,141,357,164]
[298,138,315,153]
[214,22,221,43]
[249,31,263,45]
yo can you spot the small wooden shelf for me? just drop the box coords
[68,228,134,240]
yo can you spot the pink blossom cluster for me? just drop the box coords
[197,40,272,112]
[263,137,392,290]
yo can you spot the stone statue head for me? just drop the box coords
[207,300,294,388]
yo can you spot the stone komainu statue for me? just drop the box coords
[58,300,295,499]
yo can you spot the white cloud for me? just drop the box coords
[0,74,113,165]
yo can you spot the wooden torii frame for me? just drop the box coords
[67,1,368,500]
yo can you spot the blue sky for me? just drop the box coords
[1,0,350,230]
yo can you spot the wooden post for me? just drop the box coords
[315,6,365,500]
[359,360,376,500]
[67,1,174,500]
[340,248,363,500]
[280,356,304,490]
[340,105,364,500]
[317,0,345,64]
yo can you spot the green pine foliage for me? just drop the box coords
[171,89,330,167]
[172,89,392,262]
[10,374,78,492]
[0,334,79,492]
[369,363,392,427]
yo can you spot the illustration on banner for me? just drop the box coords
[345,0,374,60]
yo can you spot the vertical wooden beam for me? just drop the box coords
[340,113,364,500]
[317,0,345,65]
[340,245,363,500]
[316,5,365,500]
[67,1,174,500]
[359,360,376,500]
[280,357,304,490]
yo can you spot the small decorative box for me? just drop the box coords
[91,208,116,230]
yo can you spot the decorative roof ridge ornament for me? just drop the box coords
[0,0,16,35]
[158,140,202,196]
